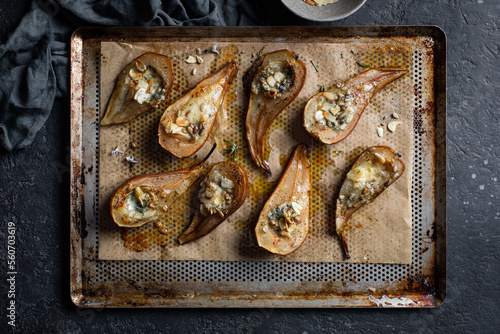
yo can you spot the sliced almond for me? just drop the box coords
[320,103,331,112]
[329,105,341,115]
[323,91,336,101]
[388,121,399,132]
[135,59,146,72]
[324,111,337,123]
[266,75,277,87]
[129,68,139,80]
[161,116,172,132]
[291,201,303,215]
[273,71,285,83]
[373,152,386,164]
[171,131,190,140]
[278,218,287,231]
[176,117,189,127]
[279,230,291,238]
[185,56,197,64]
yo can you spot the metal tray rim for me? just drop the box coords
[70,25,447,308]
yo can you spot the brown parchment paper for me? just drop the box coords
[98,39,414,264]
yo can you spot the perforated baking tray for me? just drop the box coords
[70,26,446,307]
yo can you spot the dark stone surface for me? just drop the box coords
[0,0,29,42]
[1,0,499,332]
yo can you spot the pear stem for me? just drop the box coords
[262,160,272,176]
[193,143,217,170]
[341,234,351,259]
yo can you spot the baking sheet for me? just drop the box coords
[71,26,447,308]
[98,40,414,264]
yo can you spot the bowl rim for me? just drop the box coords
[281,0,367,22]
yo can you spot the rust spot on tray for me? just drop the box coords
[413,108,426,135]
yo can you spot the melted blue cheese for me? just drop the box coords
[115,187,157,225]
[161,85,222,142]
[251,66,292,97]
[198,170,234,217]
[340,160,389,209]
[128,66,165,105]
[313,86,356,131]
[266,201,303,238]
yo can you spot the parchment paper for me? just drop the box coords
[98,39,413,264]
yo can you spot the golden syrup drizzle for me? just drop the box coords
[122,228,151,252]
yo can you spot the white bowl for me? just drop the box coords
[281,0,367,22]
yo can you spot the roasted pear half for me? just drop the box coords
[110,144,216,228]
[304,68,406,144]
[335,146,405,259]
[101,52,174,126]
[255,145,310,255]
[246,50,306,175]
[159,62,238,158]
[178,161,248,245]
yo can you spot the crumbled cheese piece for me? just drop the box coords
[134,87,151,104]
[126,156,139,164]
[315,110,324,121]
[111,147,124,156]
[209,44,219,55]
[199,170,233,216]
[362,83,374,92]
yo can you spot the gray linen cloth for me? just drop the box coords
[0,0,257,150]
